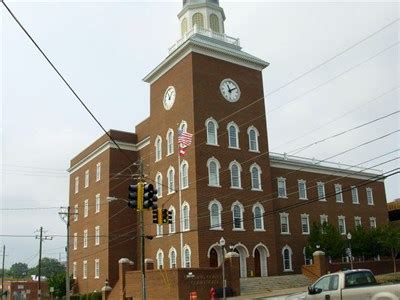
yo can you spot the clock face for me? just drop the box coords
[220,78,241,102]
[163,86,176,110]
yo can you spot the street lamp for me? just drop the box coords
[347,232,353,270]
[219,237,226,300]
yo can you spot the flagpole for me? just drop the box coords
[177,129,184,268]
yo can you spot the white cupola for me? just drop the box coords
[178,0,226,37]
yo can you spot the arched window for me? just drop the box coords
[210,14,220,33]
[181,18,188,36]
[192,13,204,28]
[229,161,242,188]
[205,117,218,145]
[179,120,188,132]
[155,135,162,161]
[231,201,244,230]
[282,245,293,271]
[250,163,262,190]
[155,172,163,197]
[207,157,221,187]
[227,122,239,149]
[166,129,174,156]
[182,202,190,231]
[169,247,177,268]
[167,166,175,194]
[183,245,191,267]
[208,200,222,229]
[247,126,259,152]
[253,203,265,230]
[168,206,176,234]
[156,249,164,269]
[180,160,189,189]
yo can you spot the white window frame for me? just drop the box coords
[229,161,242,189]
[168,206,176,234]
[94,259,100,279]
[182,202,190,231]
[156,224,163,237]
[155,135,162,162]
[335,184,343,203]
[95,194,100,213]
[205,117,219,146]
[301,213,310,235]
[354,216,362,228]
[231,201,245,231]
[180,160,189,189]
[298,180,307,200]
[247,126,260,152]
[317,182,326,201]
[280,212,290,234]
[167,166,175,194]
[351,186,359,204]
[179,120,188,132]
[95,226,100,246]
[303,247,313,265]
[166,129,174,156]
[207,157,221,187]
[73,262,77,279]
[208,200,222,230]
[83,229,88,248]
[252,202,265,231]
[84,199,89,218]
[369,217,377,228]
[96,162,101,182]
[169,247,177,269]
[227,121,240,149]
[366,188,374,205]
[84,170,89,188]
[74,204,78,222]
[156,172,163,198]
[277,177,287,198]
[73,233,77,250]
[183,244,191,268]
[320,214,328,226]
[156,249,164,269]
[250,163,262,191]
[74,177,79,194]
[282,245,293,272]
[83,260,87,279]
[338,216,346,235]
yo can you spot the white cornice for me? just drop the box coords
[143,35,268,84]
[68,137,150,174]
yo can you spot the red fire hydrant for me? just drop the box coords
[210,287,217,300]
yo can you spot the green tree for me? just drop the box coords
[30,258,65,278]
[9,262,29,279]
[306,222,344,260]
[379,224,400,273]
[48,272,74,299]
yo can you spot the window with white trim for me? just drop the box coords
[156,249,164,269]
[155,136,162,162]
[182,202,190,231]
[95,194,100,213]
[94,259,100,279]
[169,247,177,268]
[303,247,313,265]
[192,12,204,28]
[169,206,176,234]
[338,216,346,235]
[209,200,222,229]
[84,170,89,188]
[73,233,77,250]
[179,120,187,132]
[206,118,218,146]
[74,177,79,194]
[84,199,89,218]
[73,262,77,279]
[166,129,174,156]
[167,167,175,194]
[301,214,310,234]
[351,186,359,204]
[96,162,101,182]
[181,18,188,35]
[83,260,87,279]
[335,184,343,203]
[83,229,88,248]
[156,224,163,237]
[250,163,262,191]
[183,245,191,268]
[207,157,220,187]
[280,212,290,234]
[298,180,307,200]
[156,173,163,197]
[320,214,328,226]
[366,188,374,205]
[369,217,377,228]
[282,245,293,271]
[232,201,244,230]
[277,177,287,198]
[354,216,362,228]
[253,203,264,231]
[227,122,239,149]
[210,14,220,33]
[229,161,242,188]
[317,182,326,201]
[247,126,259,152]
[180,160,189,189]
[95,226,100,246]
[74,204,78,222]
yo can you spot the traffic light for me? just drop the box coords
[162,209,168,224]
[128,182,144,209]
[143,183,158,209]
[152,208,159,224]
[167,210,173,224]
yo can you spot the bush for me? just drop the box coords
[91,292,102,300]
[79,294,87,300]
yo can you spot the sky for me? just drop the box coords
[1,0,399,268]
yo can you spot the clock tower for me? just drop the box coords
[140,0,278,277]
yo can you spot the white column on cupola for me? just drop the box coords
[178,0,226,37]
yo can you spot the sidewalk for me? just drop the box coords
[227,286,308,300]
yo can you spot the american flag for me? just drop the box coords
[177,130,193,147]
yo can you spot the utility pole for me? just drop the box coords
[138,160,146,300]
[1,245,5,300]
[35,227,52,300]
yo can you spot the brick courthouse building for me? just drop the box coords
[68,0,389,295]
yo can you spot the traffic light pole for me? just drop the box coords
[139,209,146,300]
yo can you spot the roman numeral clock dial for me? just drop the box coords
[220,78,241,102]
